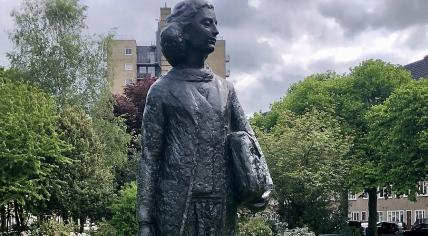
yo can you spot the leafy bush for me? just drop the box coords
[281,227,315,236]
[92,220,117,236]
[29,219,74,236]
[238,216,273,236]
[94,182,137,236]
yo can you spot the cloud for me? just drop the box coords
[1,0,428,114]
[319,0,428,35]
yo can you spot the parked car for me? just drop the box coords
[397,221,408,233]
[403,222,428,236]
[377,222,399,235]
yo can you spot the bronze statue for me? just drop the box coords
[137,0,272,235]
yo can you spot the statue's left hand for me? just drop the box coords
[245,191,271,212]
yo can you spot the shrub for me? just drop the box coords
[281,227,315,236]
[238,216,273,236]
[29,219,74,236]
[94,182,137,236]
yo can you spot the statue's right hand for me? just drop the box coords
[139,224,154,236]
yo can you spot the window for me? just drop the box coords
[377,211,384,222]
[378,187,386,198]
[147,66,155,77]
[125,48,132,55]
[361,211,367,221]
[418,181,428,196]
[348,192,357,200]
[149,52,155,63]
[139,66,147,74]
[351,212,360,221]
[387,210,404,222]
[415,210,425,222]
[124,64,133,71]
[139,66,155,78]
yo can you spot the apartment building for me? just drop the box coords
[348,182,428,226]
[348,55,428,226]
[109,6,229,94]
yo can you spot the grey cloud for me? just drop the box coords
[403,25,428,50]
[222,28,282,74]
[1,0,428,114]
[378,0,428,30]
[212,0,255,28]
[319,0,428,35]
[236,74,302,115]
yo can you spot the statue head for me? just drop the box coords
[161,0,219,67]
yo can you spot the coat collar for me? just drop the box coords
[167,65,214,82]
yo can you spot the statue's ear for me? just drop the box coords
[182,24,191,40]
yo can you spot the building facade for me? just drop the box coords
[348,183,428,226]
[348,55,428,226]
[109,7,229,94]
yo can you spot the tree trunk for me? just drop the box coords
[79,216,86,233]
[61,210,69,224]
[0,205,5,233]
[13,201,21,234]
[339,189,349,228]
[367,188,378,236]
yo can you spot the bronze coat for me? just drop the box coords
[137,67,253,236]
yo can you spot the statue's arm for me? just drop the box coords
[229,84,254,135]
[138,84,165,228]
[229,83,273,210]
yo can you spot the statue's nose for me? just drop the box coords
[212,25,219,37]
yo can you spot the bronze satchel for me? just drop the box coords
[227,131,273,206]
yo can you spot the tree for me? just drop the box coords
[107,182,138,236]
[6,0,131,233]
[95,182,138,236]
[8,0,111,109]
[256,60,412,235]
[113,78,157,136]
[92,91,131,190]
[253,110,352,234]
[112,78,157,188]
[367,79,428,198]
[0,72,69,233]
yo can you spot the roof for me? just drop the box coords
[404,55,428,80]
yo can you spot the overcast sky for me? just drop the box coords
[1,0,428,114]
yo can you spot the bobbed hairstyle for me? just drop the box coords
[160,0,214,67]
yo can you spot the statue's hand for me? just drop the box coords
[139,224,154,236]
[245,190,271,212]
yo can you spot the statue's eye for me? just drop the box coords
[202,20,211,27]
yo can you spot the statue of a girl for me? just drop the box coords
[138,1,271,235]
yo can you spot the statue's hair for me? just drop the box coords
[160,0,214,67]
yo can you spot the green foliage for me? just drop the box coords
[95,182,137,236]
[54,105,116,222]
[92,220,117,236]
[0,74,69,206]
[281,227,316,236]
[29,219,74,236]
[253,59,414,232]
[254,110,352,233]
[238,216,273,236]
[4,0,130,233]
[91,91,130,170]
[367,79,428,198]
[8,0,112,108]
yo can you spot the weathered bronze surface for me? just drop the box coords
[137,1,272,235]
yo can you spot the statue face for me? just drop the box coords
[185,7,219,54]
